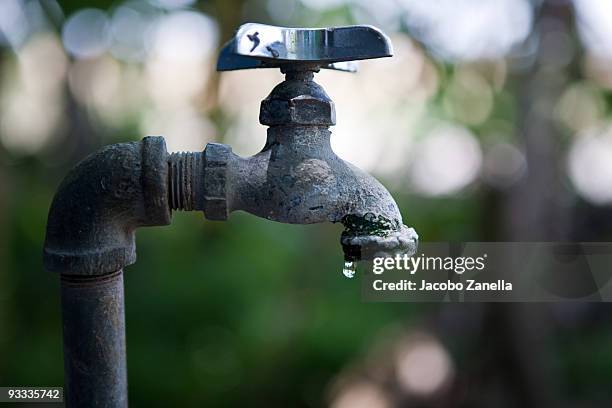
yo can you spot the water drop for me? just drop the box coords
[342,261,356,278]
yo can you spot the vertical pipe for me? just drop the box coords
[60,270,127,408]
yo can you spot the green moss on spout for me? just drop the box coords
[340,213,400,238]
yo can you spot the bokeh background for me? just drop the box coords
[2,0,612,406]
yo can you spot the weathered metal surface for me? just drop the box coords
[61,270,127,408]
[223,125,401,224]
[44,136,171,276]
[341,215,418,261]
[169,66,417,260]
[168,151,202,212]
[202,143,231,220]
[260,71,335,126]
[217,23,392,72]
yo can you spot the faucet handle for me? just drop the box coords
[216,23,393,73]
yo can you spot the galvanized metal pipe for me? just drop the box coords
[61,270,127,407]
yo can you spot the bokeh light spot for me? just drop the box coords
[410,124,482,196]
[62,8,110,59]
[568,125,612,205]
[401,0,532,61]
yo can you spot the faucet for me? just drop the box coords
[171,24,418,261]
[43,24,417,407]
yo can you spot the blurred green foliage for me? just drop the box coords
[2,0,612,407]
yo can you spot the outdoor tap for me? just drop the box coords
[43,23,419,407]
[44,23,418,272]
[170,23,418,261]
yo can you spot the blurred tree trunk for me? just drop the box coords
[202,0,248,117]
[492,1,579,407]
[504,2,575,242]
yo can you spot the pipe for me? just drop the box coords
[44,137,170,406]
[61,270,127,408]
[44,136,170,275]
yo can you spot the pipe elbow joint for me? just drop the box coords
[43,136,171,275]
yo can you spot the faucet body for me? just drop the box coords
[168,69,418,260]
[229,70,402,226]
[168,71,402,225]
[227,125,402,225]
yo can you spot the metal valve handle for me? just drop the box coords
[217,23,393,73]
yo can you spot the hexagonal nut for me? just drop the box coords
[203,142,231,220]
[260,96,336,126]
